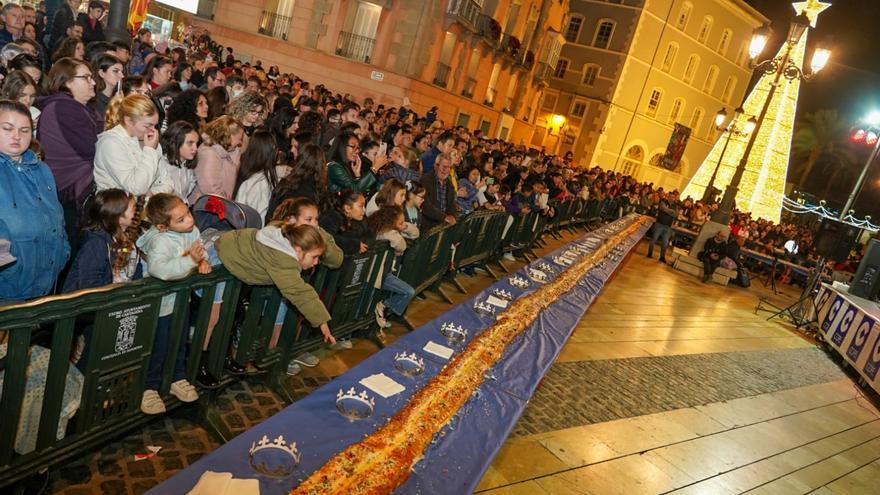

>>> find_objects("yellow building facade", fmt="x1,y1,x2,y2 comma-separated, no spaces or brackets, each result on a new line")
173,0,569,143
538,0,766,191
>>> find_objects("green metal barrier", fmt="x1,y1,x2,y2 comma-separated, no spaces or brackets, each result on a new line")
0,204,600,488
0,270,240,488
450,210,507,285
398,223,459,303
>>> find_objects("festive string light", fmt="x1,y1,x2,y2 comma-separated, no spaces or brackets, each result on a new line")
683,1,829,223
781,196,879,231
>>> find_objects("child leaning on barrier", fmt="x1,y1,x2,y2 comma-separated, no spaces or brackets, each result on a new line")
136,193,209,415
267,197,344,375
215,216,340,350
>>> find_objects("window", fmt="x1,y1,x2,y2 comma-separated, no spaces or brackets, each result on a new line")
455,112,471,128
668,98,685,125
661,43,678,72
564,15,583,42
621,145,644,176
542,93,558,111
697,16,713,44
553,59,569,78
582,64,600,86
646,88,663,117
717,29,732,56
683,54,699,84
690,107,704,134
676,2,692,31
593,20,615,49
703,65,719,94
571,101,587,118
721,76,737,103
736,42,750,67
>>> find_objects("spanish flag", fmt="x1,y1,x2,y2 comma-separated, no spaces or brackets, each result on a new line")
128,0,151,33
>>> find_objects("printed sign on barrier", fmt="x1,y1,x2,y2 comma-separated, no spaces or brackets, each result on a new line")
821,295,846,335
847,315,874,363
830,304,858,346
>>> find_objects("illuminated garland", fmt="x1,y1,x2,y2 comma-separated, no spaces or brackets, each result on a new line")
289,217,650,495
781,196,879,231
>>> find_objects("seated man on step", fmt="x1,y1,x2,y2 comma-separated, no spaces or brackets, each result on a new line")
698,229,728,283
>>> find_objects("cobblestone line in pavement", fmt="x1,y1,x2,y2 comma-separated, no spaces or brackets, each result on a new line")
510,347,846,437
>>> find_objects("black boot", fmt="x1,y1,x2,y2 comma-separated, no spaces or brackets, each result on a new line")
196,365,221,389
223,357,247,375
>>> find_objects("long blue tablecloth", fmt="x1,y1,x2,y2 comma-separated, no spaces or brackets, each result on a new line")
150,214,652,494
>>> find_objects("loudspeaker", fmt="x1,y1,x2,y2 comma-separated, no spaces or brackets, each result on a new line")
814,218,860,263
850,239,880,300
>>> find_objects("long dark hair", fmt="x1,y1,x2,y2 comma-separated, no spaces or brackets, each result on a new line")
327,130,358,172
332,189,364,232
166,88,205,129
234,128,279,198
82,188,138,273
272,143,331,211
161,120,199,169
268,106,297,162
205,86,228,121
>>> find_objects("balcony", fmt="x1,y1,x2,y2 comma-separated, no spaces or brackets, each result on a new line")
498,33,521,59
336,31,376,64
461,77,477,98
534,62,552,82
433,62,451,88
258,11,291,41
477,14,502,47
446,0,482,31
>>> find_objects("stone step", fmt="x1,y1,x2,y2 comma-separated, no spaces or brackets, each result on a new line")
673,256,734,286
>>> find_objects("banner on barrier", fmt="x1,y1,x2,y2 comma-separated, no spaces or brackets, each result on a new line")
816,284,880,389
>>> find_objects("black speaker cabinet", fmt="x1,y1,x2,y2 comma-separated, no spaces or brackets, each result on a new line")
814,218,861,263
850,239,880,300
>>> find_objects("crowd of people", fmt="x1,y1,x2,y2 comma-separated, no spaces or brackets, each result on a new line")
0,2,860,418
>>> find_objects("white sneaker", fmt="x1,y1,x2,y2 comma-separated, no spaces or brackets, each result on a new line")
170,380,199,403
286,362,303,375
141,390,166,415
375,301,388,328
502,253,516,261
293,352,319,367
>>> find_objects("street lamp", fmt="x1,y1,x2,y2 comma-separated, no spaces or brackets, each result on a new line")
702,107,757,204
711,11,830,224
840,114,880,220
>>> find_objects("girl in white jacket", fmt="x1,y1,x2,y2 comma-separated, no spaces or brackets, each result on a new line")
136,193,210,415
93,94,174,196
159,121,200,203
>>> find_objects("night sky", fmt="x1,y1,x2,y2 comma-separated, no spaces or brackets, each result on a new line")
743,0,880,215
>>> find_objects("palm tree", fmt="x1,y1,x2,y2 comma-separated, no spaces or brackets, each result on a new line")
790,109,855,191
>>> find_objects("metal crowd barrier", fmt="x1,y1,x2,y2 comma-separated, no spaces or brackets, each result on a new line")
0,198,604,487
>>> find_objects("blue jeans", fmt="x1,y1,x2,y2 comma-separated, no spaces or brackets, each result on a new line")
145,314,189,390
382,274,415,316
647,224,673,260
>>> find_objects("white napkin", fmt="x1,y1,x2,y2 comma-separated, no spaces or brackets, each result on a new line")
188,471,260,495
486,295,508,308
424,341,454,360
360,373,405,398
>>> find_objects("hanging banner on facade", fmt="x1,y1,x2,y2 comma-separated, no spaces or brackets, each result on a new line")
660,123,691,171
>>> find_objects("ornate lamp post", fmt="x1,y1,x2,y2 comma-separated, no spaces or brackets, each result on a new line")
710,12,831,224
702,107,757,204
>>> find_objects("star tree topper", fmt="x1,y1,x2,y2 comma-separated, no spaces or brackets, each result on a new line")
792,0,831,27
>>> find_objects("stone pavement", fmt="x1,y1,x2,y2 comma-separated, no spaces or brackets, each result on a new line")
510,347,846,437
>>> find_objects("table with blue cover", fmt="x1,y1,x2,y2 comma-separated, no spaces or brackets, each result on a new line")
150,214,652,494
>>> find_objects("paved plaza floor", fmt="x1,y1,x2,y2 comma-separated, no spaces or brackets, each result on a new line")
31,231,877,495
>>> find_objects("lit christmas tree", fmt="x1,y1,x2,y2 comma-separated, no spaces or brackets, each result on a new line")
683,0,831,222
